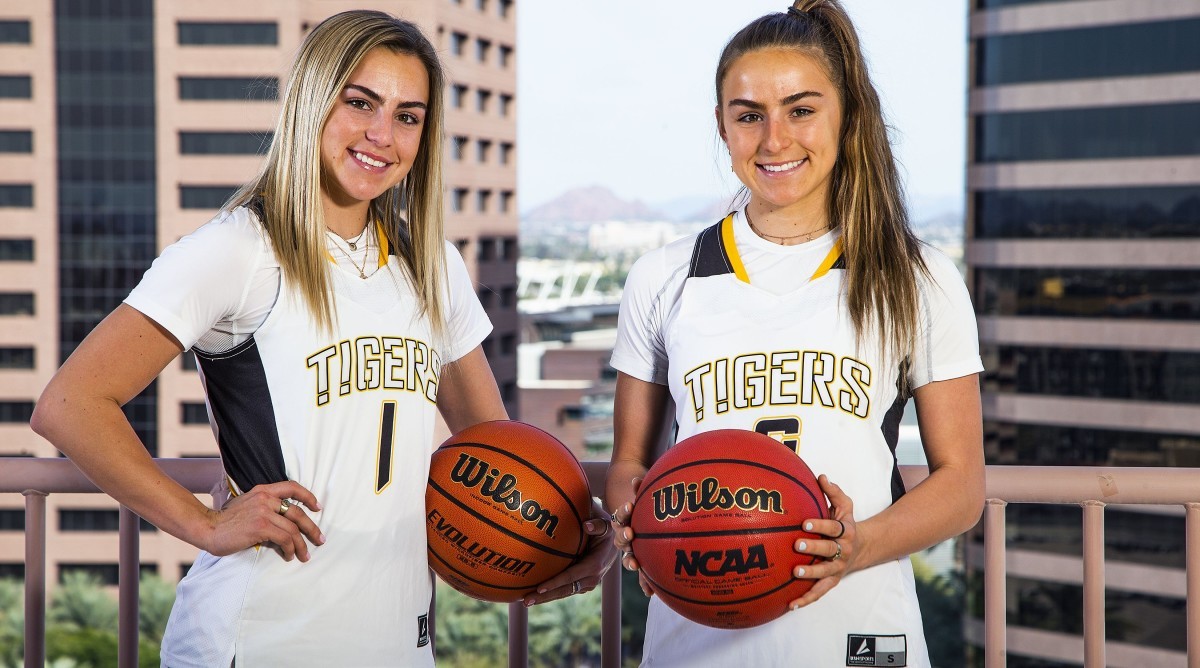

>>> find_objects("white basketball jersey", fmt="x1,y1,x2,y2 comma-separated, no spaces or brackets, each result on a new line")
613,212,983,667
159,229,457,667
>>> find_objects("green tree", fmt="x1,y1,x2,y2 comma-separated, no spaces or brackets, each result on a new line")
912,553,965,668
432,582,508,668
619,568,649,667
138,573,174,645
0,578,23,668
528,589,601,668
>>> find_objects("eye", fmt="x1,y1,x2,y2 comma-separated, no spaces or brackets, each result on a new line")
736,112,762,124
347,98,371,111
791,107,814,117
396,111,422,125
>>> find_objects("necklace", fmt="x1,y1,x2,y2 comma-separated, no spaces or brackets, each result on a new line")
341,226,368,251
746,211,830,246
329,226,373,279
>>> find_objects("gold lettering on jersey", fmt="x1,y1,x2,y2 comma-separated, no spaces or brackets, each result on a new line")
686,350,873,421
307,336,441,406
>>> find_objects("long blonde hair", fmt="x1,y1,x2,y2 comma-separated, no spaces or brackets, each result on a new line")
716,0,926,367
228,10,448,339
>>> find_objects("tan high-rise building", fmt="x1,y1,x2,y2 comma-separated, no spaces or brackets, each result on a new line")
0,0,517,585
965,1,1199,665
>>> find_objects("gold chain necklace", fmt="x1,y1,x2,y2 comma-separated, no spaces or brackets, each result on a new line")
746,211,829,245
329,227,372,279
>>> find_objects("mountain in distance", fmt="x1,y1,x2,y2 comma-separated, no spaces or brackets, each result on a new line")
522,186,666,224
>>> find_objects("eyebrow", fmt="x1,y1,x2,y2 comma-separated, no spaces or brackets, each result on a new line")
344,83,427,110
728,90,823,110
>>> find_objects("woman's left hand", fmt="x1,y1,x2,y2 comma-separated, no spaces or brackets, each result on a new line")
522,498,619,606
788,474,857,610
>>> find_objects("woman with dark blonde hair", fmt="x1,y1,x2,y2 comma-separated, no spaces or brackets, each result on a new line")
606,1,983,665
33,10,612,666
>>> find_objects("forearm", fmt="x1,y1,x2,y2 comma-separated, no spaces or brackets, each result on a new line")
853,462,984,569
604,458,649,513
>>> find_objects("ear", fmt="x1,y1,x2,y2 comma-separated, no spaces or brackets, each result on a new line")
715,105,727,144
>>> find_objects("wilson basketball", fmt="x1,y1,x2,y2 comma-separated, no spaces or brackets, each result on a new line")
426,420,592,603
630,429,829,629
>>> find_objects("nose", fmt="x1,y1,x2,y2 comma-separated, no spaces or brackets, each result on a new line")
364,109,393,147
762,116,788,153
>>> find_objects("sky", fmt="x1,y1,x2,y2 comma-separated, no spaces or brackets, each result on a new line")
516,1,969,219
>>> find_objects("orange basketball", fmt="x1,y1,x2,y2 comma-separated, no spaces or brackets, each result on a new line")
630,429,829,629
426,420,592,603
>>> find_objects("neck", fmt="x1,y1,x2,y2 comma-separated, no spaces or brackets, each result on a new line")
745,198,830,246
322,199,371,241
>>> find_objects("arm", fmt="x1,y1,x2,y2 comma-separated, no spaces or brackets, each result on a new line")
789,373,984,607
31,305,323,560
436,345,508,431
605,372,671,592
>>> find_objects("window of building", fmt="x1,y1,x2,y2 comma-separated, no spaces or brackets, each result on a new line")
501,236,518,261
0,564,23,580
0,239,33,261
178,76,278,101
0,184,32,207
454,238,470,255
477,288,494,309
476,139,491,163
0,20,31,43
480,336,495,357
976,102,1200,163
982,345,1200,404
976,18,1200,86
476,38,491,63
476,88,492,113
0,75,31,99
500,142,514,165
181,401,209,425
451,31,467,56
499,0,513,19
499,93,513,117
985,420,1200,475
975,267,1200,320
451,84,468,109
0,509,23,531
977,0,1089,7
180,185,237,209
499,45,513,68
477,237,495,261
500,286,516,307
0,347,34,369
60,509,119,532
477,189,492,214
0,401,34,423
501,381,517,402
179,131,272,155
0,292,33,316
975,186,1200,239
499,333,515,355
477,0,488,11
452,188,469,212
499,190,514,214
177,21,278,46
452,135,468,160
0,130,32,153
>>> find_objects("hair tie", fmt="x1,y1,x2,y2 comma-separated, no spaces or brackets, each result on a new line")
787,6,805,17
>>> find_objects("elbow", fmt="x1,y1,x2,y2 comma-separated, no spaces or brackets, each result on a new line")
29,389,58,441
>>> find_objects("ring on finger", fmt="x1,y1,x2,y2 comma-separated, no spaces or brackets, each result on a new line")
277,498,292,516
831,541,843,561
831,519,846,539
609,511,621,525
571,580,581,595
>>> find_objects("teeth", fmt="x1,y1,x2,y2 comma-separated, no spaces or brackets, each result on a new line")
762,159,804,173
354,151,387,168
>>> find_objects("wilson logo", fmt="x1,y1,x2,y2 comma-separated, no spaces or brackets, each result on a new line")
652,476,783,521
449,453,559,538
675,544,769,576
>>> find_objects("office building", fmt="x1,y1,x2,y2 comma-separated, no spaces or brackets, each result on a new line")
966,1,1199,665
0,0,517,584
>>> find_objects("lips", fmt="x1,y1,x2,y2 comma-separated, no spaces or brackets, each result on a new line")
758,158,806,174
350,149,391,170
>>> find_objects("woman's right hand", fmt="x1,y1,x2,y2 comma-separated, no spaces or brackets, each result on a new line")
203,481,325,562
610,479,655,597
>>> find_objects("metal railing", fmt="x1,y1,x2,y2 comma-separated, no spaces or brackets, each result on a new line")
3,458,1199,668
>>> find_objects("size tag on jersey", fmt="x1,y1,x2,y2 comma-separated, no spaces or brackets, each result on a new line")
846,634,906,666
417,614,430,648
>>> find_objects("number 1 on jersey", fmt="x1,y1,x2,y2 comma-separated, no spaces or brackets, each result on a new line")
376,401,397,493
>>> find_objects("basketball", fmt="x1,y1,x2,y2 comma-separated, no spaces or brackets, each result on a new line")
425,420,592,603
629,429,829,629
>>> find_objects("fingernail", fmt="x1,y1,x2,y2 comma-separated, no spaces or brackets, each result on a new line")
790,602,801,611
622,503,631,513
585,520,599,532
524,598,535,607
805,522,814,531
537,587,547,594
795,567,805,577
319,533,327,544
797,541,807,551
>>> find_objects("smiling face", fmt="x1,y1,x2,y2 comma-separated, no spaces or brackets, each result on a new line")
718,47,842,223
320,47,429,228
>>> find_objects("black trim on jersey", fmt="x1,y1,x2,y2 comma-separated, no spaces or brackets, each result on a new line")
687,221,735,278
194,337,288,493
880,368,910,504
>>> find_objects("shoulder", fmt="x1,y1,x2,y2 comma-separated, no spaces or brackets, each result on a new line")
174,206,274,264
916,243,966,292
626,231,702,290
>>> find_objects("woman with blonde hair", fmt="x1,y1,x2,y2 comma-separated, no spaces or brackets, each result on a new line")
606,1,984,665
33,10,612,666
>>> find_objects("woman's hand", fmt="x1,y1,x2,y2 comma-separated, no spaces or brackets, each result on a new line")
788,475,857,609
609,479,655,597
523,498,619,606
203,481,325,562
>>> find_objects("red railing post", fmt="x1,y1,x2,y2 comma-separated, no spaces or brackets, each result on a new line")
1187,502,1199,668
984,498,1006,668
118,506,140,668
1081,500,1106,668
22,490,47,668
601,555,622,668
508,601,528,667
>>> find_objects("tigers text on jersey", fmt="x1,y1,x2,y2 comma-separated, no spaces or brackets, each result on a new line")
126,207,491,667
611,210,983,667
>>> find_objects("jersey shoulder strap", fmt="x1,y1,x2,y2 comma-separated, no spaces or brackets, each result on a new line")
688,214,738,279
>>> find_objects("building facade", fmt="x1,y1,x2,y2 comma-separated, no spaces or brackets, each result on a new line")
965,1,1200,666
0,0,517,585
